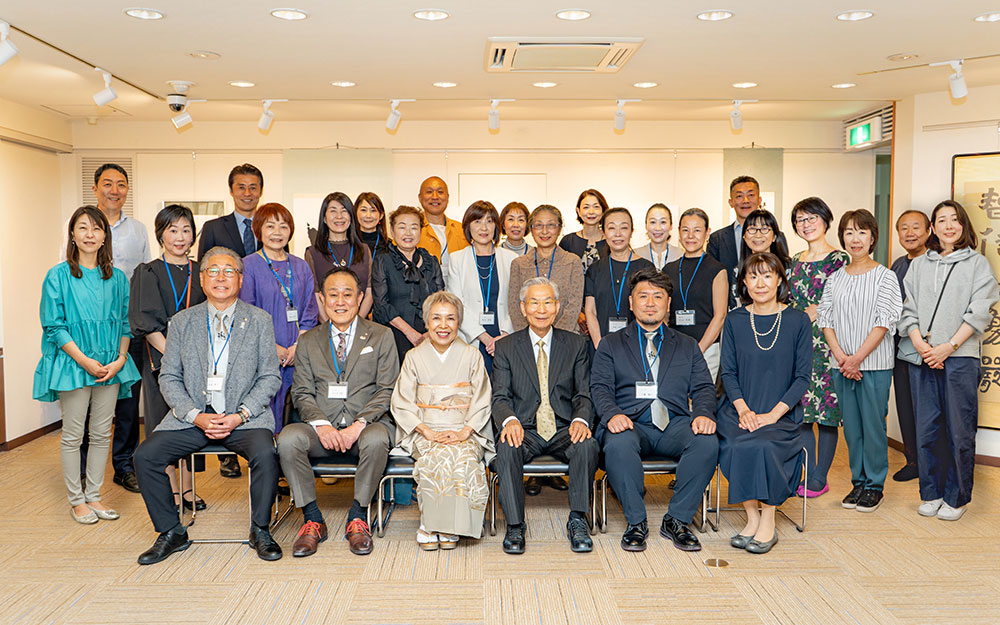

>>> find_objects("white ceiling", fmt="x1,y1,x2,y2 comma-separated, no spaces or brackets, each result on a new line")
1,0,998,123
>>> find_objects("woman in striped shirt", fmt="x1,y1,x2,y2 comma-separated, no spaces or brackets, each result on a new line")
817,209,902,513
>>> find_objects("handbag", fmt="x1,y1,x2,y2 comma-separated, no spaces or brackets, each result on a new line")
897,264,956,365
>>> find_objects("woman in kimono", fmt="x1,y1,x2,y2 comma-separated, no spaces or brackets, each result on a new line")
390,290,495,550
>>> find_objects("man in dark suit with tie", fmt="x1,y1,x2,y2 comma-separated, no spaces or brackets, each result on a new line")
706,175,761,308
591,268,718,552
492,277,599,554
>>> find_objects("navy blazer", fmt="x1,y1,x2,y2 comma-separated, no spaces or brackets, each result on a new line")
197,212,259,261
706,223,739,277
590,322,716,434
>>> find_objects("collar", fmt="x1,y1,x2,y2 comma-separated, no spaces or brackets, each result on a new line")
104,211,126,228
433,342,454,363
528,326,553,349
208,300,238,318
330,316,358,339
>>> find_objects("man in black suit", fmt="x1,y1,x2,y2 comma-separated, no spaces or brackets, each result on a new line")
706,175,761,308
492,276,598,554
196,163,264,478
591,268,718,553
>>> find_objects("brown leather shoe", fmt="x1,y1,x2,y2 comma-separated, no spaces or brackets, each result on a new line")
292,521,328,557
346,518,373,555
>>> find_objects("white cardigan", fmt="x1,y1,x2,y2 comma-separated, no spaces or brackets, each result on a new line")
446,245,517,348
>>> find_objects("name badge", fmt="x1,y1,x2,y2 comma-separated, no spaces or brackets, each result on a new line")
328,383,348,399
636,381,657,399
676,309,696,326
608,317,628,333
207,375,224,392
286,308,299,323
479,312,496,325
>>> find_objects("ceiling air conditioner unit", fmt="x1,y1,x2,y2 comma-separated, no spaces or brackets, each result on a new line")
843,105,893,152
485,37,644,73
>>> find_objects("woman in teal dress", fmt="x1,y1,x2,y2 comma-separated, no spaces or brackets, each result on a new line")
786,197,849,497
33,206,140,524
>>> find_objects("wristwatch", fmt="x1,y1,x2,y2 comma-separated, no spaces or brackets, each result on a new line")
355,417,368,427
237,405,252,425
950,341,960,351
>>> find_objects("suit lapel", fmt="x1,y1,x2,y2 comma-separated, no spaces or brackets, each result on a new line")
655,328,678,385
225,300,251,371
517,329,541,395
342,319,371,380
626,324,649,379
195,303,211,379
546,330,564,396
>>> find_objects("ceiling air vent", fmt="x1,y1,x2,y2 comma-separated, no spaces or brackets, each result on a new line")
485,37,644,73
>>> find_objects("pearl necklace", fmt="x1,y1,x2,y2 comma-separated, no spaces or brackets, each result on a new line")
749,304,782,351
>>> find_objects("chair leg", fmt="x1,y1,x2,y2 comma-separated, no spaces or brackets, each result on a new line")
600,475,608,534
181,454,197,528
589,478,597,535
489,471,497,537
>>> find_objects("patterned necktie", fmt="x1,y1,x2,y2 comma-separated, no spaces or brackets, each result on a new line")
336,332,347,366
242,217,256,256
215,313,229,339
646,331,670,430
535,339,556,441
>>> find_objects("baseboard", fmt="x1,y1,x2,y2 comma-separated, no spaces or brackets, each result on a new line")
888,438,904,453
1,420,62,451
888,435,999,467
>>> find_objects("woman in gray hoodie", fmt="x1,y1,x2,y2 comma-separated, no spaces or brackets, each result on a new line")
898,200,998,521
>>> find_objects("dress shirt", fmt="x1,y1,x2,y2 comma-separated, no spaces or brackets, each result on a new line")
501,327,588,429
430,223,450,280
310,316,359,430
733,221,743,263
60,212,151,280
186,300,237,421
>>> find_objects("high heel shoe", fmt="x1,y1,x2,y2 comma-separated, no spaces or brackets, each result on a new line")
181,489,206,511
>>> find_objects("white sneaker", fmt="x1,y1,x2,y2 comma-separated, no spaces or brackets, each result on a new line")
917,499,944,517
936,503,967,521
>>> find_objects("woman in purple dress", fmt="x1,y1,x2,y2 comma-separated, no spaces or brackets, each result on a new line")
239,202,319,432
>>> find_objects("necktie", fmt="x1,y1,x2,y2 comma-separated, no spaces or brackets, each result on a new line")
242,217,256,256
336,332,347,366
535,339,556,441
646,331,670,430
215,313,229,339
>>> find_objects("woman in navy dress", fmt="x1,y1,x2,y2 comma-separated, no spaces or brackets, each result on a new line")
718,252,812,554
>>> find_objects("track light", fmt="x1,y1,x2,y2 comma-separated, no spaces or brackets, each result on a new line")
385,98,415,131
487,98,514,131
257,99,287,131
930,59,968,99
730,100,757,131
92,68,117,106
0,20,18,68
613,99,640,131
171,98,205,129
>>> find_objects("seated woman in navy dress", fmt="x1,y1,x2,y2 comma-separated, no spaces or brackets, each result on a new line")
717,252,812,554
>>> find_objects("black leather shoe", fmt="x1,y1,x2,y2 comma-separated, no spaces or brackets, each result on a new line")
621,521,648,552
503,523,526,554
892,464,919,482
138,527,191,565
219,456,242,478
524,477,542,496
181,489,207,511
545,476,569,491
113,471,141,493
249,525,283,561
659,515,701,551
566,516,592,553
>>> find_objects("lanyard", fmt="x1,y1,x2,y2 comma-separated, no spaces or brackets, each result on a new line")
477,248,495,311
327,241,354,267
328,322,347,380
373,232,381,255
534,247,556,279
259,250,294,307
677,254,705,310
206,311,235,375
610,251,633,316
161,256,191,314
637,325,664,382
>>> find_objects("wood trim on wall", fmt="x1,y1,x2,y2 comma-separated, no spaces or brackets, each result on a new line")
0,420,61,452
889,435,999,467
0,347,5,444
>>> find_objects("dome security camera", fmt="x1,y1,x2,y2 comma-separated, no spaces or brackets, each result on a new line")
167,94,187,112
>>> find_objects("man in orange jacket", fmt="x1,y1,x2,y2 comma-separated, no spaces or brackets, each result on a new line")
417,176,468,281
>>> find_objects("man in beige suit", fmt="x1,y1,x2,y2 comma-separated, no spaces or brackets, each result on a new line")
277,266,399,557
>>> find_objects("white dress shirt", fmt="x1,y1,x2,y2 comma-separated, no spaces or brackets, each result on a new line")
310,317,359,430
502,327,588,429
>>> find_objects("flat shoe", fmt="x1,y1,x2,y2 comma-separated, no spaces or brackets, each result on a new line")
71,508,98,525
417,528,439,551
438,534,459,550
86,504,120,520
745,533,778,554
730,534,752,549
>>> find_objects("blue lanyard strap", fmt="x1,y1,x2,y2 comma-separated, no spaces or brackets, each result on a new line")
328,322,346,380
259,250,294,307
678,254,705,309
161,256,191,314
206,311,235,375
637,325,664,382
610,251,633,316
327,241,354,267
373,232,381,255
477,249,495,312
534,247,556,279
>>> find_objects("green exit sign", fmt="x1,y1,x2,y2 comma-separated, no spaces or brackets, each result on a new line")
849,123,871,146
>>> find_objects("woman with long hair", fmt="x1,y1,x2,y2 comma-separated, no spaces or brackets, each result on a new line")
305,192,373,319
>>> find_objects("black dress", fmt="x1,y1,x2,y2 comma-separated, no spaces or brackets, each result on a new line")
663,254,727,343
717,306,812,505
583,252,655,337
559,232,608,270
371,245,445,363
360,229,389,261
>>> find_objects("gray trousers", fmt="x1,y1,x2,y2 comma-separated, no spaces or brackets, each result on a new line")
276,421,393,508
60,385,119,506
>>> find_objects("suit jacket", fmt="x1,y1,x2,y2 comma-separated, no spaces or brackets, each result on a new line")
491,327,595,432
197,212,260,260
590,322,715,433
290,318,399,427
157,299,281,432
706,223,739,277
446,246,517,348
418,217,469,261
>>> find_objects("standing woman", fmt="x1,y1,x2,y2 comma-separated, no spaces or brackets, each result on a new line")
499,201,533,255
635,203,683,269
717,252,812,554
355,191,390,259
559,189,609,270
447,200,517,373
818,210,902,512
583,207,655,349
898,200,998,521
130,205,207,510
34,206,141,524
663,208,729,380
305,192,373,319
372,205,445,364
786,197,849,498
240,203,319,433
508,205,585,334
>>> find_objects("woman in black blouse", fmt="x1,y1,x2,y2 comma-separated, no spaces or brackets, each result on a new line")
129,204,207,511
355,191,390,259
559,188,609,270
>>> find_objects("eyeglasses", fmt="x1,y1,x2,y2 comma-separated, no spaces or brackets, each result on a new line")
531,222,560,232
745,226,772,236
795,214,819,226
524,298,558,309
203,266,240,278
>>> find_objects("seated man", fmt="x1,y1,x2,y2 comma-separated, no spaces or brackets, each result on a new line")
277,267,399,557
492,277,599,554
591,268,718,553
134,246,283,565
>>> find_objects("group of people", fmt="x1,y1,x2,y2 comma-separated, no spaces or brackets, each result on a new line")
32,163,998,566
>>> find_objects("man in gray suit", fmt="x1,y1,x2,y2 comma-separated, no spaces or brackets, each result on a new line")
134,247,283,565
277,266,399,557
492,277,598,554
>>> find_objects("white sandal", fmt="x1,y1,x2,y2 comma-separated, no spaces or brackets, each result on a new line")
438,533,459,550
416,527,439,551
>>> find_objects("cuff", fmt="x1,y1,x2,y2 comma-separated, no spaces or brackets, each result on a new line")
571,418,589,427
183,408,199,424
501,416,519,428
310,419,333,430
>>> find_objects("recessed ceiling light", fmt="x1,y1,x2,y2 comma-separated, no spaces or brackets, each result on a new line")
974,11,1000,22
229,80,255,88
831,82,857,89
836,10,874,21
433,81,457,88
732,82,757,89
533,82,558,88
270,8,308,20
413,9,449,21
188,50,220,60
124,8,164,20
697,10,733,21
887,52,919,62
633,81,658,89
556,9,591,20
331,81,356,88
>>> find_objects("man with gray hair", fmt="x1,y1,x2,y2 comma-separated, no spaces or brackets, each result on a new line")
491,277,598,554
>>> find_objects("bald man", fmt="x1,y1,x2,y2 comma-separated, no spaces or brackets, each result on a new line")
416,176,468,281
